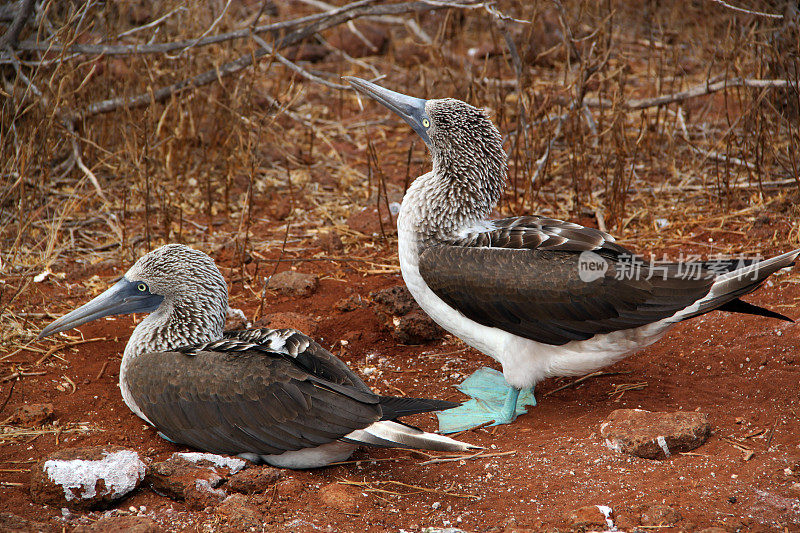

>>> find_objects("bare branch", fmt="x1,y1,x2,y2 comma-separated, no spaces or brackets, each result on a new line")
116,5,188,39
59,0,462,120
584,78,795,110
674,107,755,170
315,33,381,77
9,0,463,58
530,0,608,186
63,120,107,202
9,0,372,56
708,0,783,19
0,0,35,49
165,0,233,58
5,48,43,103
250,32,349,90
530,102,572,186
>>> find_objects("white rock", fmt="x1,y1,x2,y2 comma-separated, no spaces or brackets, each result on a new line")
44,450,146,502
175,452,247,474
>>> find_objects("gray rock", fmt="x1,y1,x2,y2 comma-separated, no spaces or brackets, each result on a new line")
335,294,364,312
600,409,711,460
370,285,418,316
4,403,54,426
267,270,319,297
146,452,245,509
214,494,265,531
184,479,227,511
30,446,146,510
370,285,444,344
639,503,682,526
392,311,445,344
227,465,283,494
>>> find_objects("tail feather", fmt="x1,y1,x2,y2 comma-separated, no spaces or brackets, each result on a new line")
676,248,799,321
716,298,793,322
713,248,798,286
343,420,479,452
378,396,459,420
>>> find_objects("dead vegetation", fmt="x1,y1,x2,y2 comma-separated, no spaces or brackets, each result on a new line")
2,0,799,416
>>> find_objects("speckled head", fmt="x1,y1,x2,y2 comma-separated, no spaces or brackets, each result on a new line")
125,244,227,305
346,77,508,239
345,77,505,161
422,98,506,188
423,98,503,156
39,244,228,356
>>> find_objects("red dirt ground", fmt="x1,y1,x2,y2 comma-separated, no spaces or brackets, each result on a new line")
2,240,799,532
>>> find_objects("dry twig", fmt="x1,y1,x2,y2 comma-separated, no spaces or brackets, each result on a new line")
419,450,515,465
543,370,630,397
585,78,795,111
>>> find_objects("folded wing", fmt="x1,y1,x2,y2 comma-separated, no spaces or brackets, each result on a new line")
126,341,383,456
420,216,720,346
126,328,469,456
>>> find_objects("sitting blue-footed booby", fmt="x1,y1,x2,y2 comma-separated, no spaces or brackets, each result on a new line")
345,76,800,433
38,244,476,468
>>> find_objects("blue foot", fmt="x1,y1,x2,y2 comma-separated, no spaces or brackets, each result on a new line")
157,431,176,443
436,367,536,434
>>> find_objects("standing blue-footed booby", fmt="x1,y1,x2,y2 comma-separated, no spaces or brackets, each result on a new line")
345,76,800,433
38,244,476,468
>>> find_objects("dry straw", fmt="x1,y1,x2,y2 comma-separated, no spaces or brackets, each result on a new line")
1,0,798,389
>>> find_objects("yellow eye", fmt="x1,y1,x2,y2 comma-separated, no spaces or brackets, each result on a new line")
422,118,430,128
137,283,147,292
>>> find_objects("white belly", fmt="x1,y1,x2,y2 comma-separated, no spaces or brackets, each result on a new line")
397,226,673,389
254,441,356,469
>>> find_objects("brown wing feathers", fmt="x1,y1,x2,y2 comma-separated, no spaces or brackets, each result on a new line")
127,349,383,455
420,218,720,345
421,217,795,346
126,328,459,457
454,216,628,254
218,328,374,394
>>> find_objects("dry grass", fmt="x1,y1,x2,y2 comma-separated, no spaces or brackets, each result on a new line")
1,0,799,356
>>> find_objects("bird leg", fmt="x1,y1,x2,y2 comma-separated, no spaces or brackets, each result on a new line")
495,386,522,425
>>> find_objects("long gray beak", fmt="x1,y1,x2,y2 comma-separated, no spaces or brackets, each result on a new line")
38,278,164,339
344,76,431,145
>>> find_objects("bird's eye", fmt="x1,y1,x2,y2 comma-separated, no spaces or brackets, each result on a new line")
422,118,430,128
137,283,147,292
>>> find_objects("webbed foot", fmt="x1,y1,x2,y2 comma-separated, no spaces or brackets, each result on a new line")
436,367,536,434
